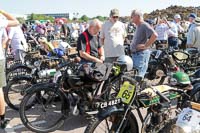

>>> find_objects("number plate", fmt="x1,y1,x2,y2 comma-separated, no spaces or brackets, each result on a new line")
176,108,200,131
117,81,135,104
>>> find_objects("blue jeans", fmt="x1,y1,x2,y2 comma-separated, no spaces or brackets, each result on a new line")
132,50,150,78
168,37,178,50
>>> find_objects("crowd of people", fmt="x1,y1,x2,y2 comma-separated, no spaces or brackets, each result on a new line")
0,7,200,129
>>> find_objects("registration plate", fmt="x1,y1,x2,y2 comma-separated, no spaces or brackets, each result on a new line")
117,81,135,104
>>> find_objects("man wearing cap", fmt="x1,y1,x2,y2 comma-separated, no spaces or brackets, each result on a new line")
187,17,200,48
168,14,184,49
100,8,127,62
188,13,197,31
0,9,19,128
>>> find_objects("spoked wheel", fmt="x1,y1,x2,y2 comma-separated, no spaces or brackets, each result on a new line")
19,86,66,133
100,78,121,100
85,112,138,133
4,77,32,110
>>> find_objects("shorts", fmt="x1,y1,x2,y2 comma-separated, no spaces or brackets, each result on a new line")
0,59,6,87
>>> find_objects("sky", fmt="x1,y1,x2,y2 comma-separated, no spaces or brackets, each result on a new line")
1,0,200,18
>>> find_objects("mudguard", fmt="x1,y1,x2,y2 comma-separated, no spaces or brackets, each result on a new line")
7,64,32,74
97,106,125,120
97,105,139,133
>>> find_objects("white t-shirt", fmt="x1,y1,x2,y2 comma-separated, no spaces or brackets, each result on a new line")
100,20,127,57
155,23,169,40
8,26,28,52
0,19,8,60
71,22,79,38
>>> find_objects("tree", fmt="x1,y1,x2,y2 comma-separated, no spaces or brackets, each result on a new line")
92,16,107,22
79,15,89,22
16,17,26,24
27,13,54,22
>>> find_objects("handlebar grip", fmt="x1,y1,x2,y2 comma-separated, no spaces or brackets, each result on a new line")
156,91,170,103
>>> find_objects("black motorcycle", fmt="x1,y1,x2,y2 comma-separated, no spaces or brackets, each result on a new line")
19,61,136,133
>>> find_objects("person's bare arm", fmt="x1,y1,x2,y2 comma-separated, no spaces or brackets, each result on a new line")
101,38,104,45
0,10,19,27
98,47,105,61
79,50,103,63
3,38,9,49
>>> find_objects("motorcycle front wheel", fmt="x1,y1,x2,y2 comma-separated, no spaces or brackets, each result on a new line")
85,112,138,133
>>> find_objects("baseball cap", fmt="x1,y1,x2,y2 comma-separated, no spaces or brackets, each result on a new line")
110,8,119,17
188,13,197,19
174,14,181,19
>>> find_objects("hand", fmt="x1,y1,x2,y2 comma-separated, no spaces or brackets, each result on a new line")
136,44,147,51
95,58,103,63
99,55,105,62
162,17,167,22
0,10,5,14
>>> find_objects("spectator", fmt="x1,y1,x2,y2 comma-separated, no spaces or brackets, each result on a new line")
0,9,19,129
7,26,28,63
59,20,67,39
187,17,200,48
100,8,127,62
188,13,197,31
126,21,136,44
77,19,104,64
130,9,157,77
79,22,86,34
154,17,171,49
35,20,46,35
70,18,80,41
168,14,184,49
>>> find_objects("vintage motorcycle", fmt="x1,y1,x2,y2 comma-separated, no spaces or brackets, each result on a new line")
85,71,200,133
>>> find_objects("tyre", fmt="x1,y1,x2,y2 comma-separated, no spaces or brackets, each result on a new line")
4,77,32,110
19,84,65,133
190,83,200,103
85,112,138,133
6,65,32,83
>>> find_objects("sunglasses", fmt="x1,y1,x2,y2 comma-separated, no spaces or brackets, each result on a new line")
112,16,119,19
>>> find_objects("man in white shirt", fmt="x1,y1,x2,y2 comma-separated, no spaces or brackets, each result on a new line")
70,18,79,40
0,10,19,129
7,26,28,63
100,8,127,62
187,17,200,48
155,17,171,49
168,14,184,49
